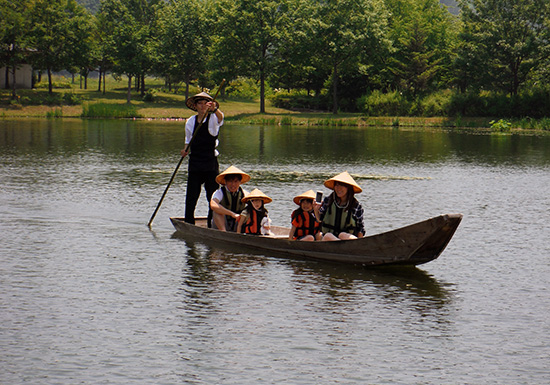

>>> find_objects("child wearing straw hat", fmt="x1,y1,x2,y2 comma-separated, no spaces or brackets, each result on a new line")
289,190,322,241
210,165,250,232
237,188,274,236
313,171,365,241
181,92,224,226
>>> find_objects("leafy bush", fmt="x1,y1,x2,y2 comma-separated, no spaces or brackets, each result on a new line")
62,92,82,105
358,90,410,116
226,77,260,100
270,89,330,111
416,90,452,117
142,89,156,102
489,119,511,132
46,108,63,118
448,89,550,119
35,77,73,89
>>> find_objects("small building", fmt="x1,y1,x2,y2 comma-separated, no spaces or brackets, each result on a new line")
1,64,34,89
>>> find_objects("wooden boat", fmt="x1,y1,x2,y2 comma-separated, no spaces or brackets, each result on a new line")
170,213,462,266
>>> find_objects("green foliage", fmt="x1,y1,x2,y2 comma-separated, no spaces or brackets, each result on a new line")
414,90,452,117
62,92,82,105
448,89,550,119
35,80,73,89
457,0,550,95
46,108,63,118
489,119,511,132
225,78,260,101
28,0,94,94
516,117,550,131
358,90,410,116
269,91,330,111
81,103,142,118
142,89,156,102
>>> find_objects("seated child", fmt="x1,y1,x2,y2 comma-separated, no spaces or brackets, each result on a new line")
289,190,322,241
236,188,274,236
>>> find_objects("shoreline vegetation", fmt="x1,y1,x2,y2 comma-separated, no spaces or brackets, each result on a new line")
2,76,549,134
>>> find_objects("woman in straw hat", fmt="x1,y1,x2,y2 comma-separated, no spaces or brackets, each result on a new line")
289,190,322,241
237,188,274,235
181,92,224,225
313,171,365,241
210,165,250,231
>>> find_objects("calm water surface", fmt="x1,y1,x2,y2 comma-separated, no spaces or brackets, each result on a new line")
1,119,549,384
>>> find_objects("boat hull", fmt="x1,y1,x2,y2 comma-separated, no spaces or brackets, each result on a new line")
170,214,463,266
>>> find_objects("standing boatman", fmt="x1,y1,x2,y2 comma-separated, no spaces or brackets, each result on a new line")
181,91,225,225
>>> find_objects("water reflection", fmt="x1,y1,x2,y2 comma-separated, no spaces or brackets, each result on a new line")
173,234,452,307
2,119,550,167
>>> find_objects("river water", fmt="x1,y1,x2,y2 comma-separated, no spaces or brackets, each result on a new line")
1,118,549,384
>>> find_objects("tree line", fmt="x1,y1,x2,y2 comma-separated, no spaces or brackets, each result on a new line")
1,0,550,116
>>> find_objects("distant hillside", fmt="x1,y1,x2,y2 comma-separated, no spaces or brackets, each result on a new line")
76,0,460,16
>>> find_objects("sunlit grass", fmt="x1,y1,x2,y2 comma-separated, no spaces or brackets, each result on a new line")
1,74,549,132
82,103,142,118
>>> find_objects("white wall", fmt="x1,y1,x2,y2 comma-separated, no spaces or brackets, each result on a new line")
0,64,33,89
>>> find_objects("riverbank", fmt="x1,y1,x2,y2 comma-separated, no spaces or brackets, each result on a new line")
0,87,494,130
1,76,548,133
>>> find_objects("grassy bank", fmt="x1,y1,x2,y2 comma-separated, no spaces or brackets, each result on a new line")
1,74,548,133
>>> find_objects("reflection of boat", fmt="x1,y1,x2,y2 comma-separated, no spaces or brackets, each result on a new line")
170,213,462,266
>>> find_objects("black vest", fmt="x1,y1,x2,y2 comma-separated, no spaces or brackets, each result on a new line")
189,114,218,172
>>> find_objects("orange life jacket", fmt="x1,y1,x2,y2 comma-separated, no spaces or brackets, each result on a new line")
242,208,266,235
291,208,321,239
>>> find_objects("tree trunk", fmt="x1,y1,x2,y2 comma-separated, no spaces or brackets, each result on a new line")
98,68,102,92
11,66,17,100
141,74,145,97
260,67,265,113
185,75,190,100
48,67,53,95
332,60,338,114
4,66,10,89
127,75,132,103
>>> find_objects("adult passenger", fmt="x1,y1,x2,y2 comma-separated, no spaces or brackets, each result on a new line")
314,171,365,241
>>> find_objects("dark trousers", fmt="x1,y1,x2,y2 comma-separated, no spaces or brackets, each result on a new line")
185,169,219,226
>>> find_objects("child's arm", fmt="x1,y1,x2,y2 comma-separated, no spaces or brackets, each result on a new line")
236,212,247,233
289,225,297,239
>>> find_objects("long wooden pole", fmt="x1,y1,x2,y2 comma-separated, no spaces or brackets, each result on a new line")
147,79,225,227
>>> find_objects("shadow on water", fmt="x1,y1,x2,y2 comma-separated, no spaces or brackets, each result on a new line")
171,231,452,306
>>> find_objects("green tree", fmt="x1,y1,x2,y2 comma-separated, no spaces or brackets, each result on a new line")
268,0,327,96
212,0,294,113
28,0,92,94
93,9,114,93
458,0,550,95
156,0,208,98
99,0,160,102
0,0,31,99
312,0,390,114
386,0,457,97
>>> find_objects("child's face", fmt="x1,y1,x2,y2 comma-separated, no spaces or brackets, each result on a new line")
225,177,241,193
251,199,263,210
300,199,313,211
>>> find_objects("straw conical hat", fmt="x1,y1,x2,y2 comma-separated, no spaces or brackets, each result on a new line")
185,91,220,111
324,171,362,193
242,188,272,204
293,189,316,205
215,165,251,185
